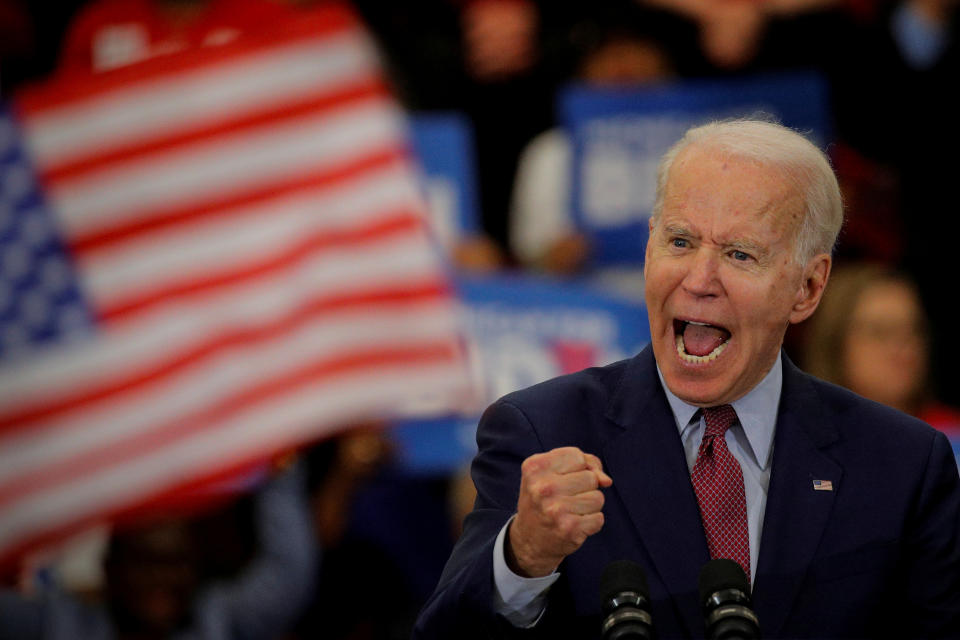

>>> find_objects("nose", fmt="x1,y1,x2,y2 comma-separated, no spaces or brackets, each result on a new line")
681,249,721,298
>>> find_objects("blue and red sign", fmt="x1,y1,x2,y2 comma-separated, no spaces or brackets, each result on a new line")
390,273,650,474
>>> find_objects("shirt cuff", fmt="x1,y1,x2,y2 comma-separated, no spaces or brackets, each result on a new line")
492,515,560,628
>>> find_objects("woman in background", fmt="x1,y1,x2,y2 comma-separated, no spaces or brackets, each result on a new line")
804,263,960,433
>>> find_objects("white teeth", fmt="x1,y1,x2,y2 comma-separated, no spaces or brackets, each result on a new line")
675,332,728,363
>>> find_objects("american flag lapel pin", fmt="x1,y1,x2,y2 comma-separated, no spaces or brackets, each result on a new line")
812,479,833,491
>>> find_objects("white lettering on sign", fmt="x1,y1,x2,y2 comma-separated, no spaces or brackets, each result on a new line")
578,109,767,227
463,306,639,403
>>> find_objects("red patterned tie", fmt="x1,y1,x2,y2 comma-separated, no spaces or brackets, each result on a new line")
691,405,751,582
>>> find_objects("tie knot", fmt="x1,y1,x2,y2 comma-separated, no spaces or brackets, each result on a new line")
703,404,737,438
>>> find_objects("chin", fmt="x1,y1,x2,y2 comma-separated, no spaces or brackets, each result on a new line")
661,358,738,407
669,382,732,407
660,363,730,406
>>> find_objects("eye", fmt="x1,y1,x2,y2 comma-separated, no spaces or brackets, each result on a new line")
731,250,751,261
671,238,689,249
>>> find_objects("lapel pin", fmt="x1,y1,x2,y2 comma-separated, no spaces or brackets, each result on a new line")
812,479,833,491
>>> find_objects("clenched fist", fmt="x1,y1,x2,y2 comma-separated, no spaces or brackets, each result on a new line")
506,446,613,577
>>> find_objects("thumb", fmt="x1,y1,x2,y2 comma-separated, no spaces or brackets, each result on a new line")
585,453,613,487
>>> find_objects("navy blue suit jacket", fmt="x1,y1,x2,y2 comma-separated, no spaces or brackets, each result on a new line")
414,346,960,639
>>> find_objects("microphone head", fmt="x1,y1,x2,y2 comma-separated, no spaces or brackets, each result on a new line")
600,560,654,640
699,559,760,640
698,558,749,605
600,559,650,606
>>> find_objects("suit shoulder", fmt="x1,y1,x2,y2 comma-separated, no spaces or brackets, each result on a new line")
486,358,633,439
497,358,631,409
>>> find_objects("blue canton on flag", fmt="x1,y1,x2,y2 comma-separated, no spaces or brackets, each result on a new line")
0,105,92,362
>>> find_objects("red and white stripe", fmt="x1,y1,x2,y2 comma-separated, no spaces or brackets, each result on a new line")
1,6,468,563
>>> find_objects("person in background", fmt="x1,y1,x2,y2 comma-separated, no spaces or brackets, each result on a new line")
0,458,316,640
803,262,960,432
294,426,433,640
509,9,676,300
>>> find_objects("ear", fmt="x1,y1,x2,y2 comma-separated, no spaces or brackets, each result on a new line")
789,253,831,324
644,217,657,268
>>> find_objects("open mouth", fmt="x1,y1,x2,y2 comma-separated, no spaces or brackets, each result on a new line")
673,319,731,363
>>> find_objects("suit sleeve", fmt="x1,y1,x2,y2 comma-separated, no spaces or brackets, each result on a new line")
412,398,550,640
902,430,960,637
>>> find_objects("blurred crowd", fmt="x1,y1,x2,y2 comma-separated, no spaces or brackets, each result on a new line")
1,0,958,638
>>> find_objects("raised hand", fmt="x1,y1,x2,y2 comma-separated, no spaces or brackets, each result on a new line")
506,447,612,578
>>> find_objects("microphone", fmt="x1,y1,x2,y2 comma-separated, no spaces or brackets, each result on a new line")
600,559,654,640
698,559,760,640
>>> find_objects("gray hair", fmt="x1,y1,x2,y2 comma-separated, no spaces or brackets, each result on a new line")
651,118,843,264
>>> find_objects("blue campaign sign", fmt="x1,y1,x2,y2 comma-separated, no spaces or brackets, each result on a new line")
560,71,831,267
389,273,650,474
408,112,481,251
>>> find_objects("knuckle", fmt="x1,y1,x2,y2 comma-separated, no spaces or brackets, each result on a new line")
543,501,563,521
585,470,600,489
572,448,588,466
582,488,603,508
557,446,584,465
533,480,554,500
558,515,579,538
569,470,597,493
521,454,543,475
587,513,605,534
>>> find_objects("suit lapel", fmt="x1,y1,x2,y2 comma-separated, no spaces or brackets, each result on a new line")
601,347,709,636
752,356,842,637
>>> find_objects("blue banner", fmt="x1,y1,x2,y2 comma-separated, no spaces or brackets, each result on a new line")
560,71,831,267
390,273,650,474
409,113,481,251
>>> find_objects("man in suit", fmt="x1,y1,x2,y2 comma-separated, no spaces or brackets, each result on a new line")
413,119,960,639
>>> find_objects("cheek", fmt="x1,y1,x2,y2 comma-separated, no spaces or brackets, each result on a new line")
643,265,671,308
731,280,790,324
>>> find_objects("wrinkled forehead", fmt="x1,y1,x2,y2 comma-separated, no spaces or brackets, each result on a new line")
662,145,806,233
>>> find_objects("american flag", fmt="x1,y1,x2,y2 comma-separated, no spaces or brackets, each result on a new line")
812,479,833,491
0,6,468,565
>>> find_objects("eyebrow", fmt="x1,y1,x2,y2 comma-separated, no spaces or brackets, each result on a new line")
726,239,768,259
661,224,769,259
663,223,694,238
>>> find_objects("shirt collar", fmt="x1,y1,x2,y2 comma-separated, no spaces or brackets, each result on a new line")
656,353,782,470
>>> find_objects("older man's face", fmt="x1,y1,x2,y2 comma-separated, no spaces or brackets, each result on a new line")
644,146,830,407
